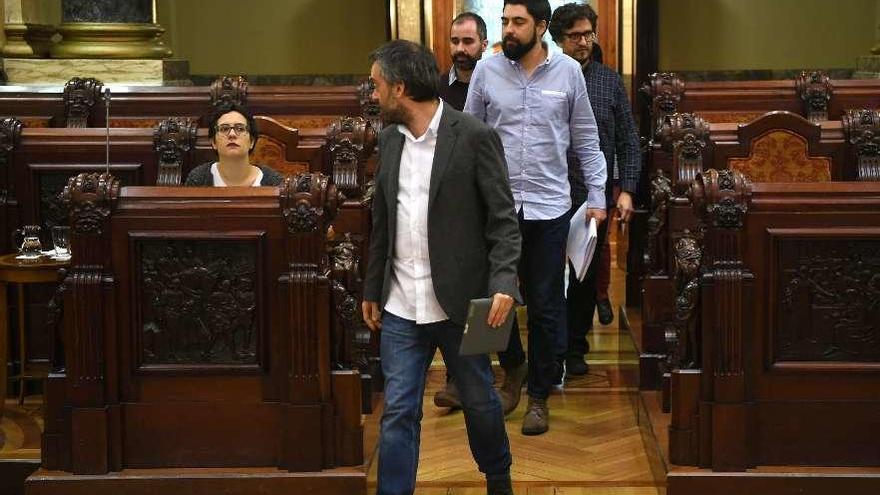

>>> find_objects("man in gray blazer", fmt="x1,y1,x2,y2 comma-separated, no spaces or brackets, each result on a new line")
361,40,521,495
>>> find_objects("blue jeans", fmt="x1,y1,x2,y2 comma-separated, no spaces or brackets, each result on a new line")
378,312,511,495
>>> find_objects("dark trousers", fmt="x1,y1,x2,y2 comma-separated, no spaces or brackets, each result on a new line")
566,212,610,358
505,209,570,399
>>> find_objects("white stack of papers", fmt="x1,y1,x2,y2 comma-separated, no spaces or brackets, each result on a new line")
566,201,598,282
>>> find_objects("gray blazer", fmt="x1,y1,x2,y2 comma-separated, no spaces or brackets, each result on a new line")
363,103,522,326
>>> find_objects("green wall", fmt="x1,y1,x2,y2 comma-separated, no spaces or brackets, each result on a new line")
156,0,387,76
659,0,877,71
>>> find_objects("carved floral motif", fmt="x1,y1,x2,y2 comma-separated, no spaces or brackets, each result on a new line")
63,77,103,128
280,173,337,234
690,169,750,229
645,169,672,274
640,72,685,138
60,173,120,235
667,231,703,369
795,71,832,123
659,113,709,194
0,117,23,166
210,75,248,109
729,130,832,183
153,117,197,186
842,109,880,181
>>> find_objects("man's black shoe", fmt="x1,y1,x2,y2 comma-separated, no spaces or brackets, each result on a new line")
597,299,614,325
552,359,565,386
487,476,514,495
565,356,589,376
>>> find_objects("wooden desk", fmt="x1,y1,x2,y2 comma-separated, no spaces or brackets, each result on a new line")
0,253,67,417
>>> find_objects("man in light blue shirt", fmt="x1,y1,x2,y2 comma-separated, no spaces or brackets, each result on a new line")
464,0,607,436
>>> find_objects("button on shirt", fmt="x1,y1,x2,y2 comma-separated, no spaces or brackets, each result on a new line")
384,102,449,324
464,49,607,220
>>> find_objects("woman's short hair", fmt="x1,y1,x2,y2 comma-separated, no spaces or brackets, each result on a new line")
207,103,260,152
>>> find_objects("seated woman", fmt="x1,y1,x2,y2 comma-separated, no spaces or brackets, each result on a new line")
185,104,283,186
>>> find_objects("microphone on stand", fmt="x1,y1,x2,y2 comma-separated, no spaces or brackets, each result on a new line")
104,87,111,175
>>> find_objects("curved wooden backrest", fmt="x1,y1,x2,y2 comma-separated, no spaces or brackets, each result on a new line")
714,111,846,182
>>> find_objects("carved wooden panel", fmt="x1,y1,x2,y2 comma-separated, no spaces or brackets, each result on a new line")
136,239,260,367
774,238,880,362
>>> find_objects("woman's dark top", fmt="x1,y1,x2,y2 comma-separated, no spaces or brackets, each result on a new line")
184,162,283,186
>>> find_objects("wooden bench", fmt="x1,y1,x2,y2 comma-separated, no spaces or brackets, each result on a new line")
33,178,367,494
667,169,880,474
637,110,880,391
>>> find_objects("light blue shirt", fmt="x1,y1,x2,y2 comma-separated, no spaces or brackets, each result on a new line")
464,48,607,219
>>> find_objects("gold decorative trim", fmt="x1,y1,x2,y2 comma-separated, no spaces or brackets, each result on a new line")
50,22,172,59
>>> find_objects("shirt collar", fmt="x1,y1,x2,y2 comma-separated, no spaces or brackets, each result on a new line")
397,100,443,142
448,65,458,85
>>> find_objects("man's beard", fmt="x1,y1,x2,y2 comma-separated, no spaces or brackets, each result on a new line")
502,30,538,61
379,100,409,125
572,47,591,64
452,53,479,72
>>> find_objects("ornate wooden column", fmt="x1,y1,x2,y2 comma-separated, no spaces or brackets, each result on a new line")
689,169,754,471
278,173,338,471
52,172,120,474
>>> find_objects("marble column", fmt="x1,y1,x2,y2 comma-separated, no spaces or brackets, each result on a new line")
51,0,171,58
2,0,57,58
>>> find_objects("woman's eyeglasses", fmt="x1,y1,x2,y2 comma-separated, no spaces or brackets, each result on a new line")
216,124,249,136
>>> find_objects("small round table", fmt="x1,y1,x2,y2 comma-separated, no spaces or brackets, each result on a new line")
0,253,68,418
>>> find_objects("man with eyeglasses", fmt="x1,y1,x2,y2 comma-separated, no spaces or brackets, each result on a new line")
549,3,642,376
464,0,607,436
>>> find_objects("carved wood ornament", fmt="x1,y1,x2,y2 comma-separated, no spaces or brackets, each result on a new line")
641,72,685,139
795,71,832,123
645,169,672,274
61,172,120,236
842,108,880,181
357,79,382,132
210,75,249,109
153,117,198,186
63,77,104,128
326,116,376,197
659,112,709,195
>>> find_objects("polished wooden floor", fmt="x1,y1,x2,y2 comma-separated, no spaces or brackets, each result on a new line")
365,222,667,494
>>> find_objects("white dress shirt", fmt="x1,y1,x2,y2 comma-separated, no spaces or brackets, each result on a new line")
384,102,449,324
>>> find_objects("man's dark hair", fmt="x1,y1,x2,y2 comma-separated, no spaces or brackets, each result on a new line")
549,2,598,43
369,40,439,102
503,0,552,25
208,103,259,152
452,12,487,41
